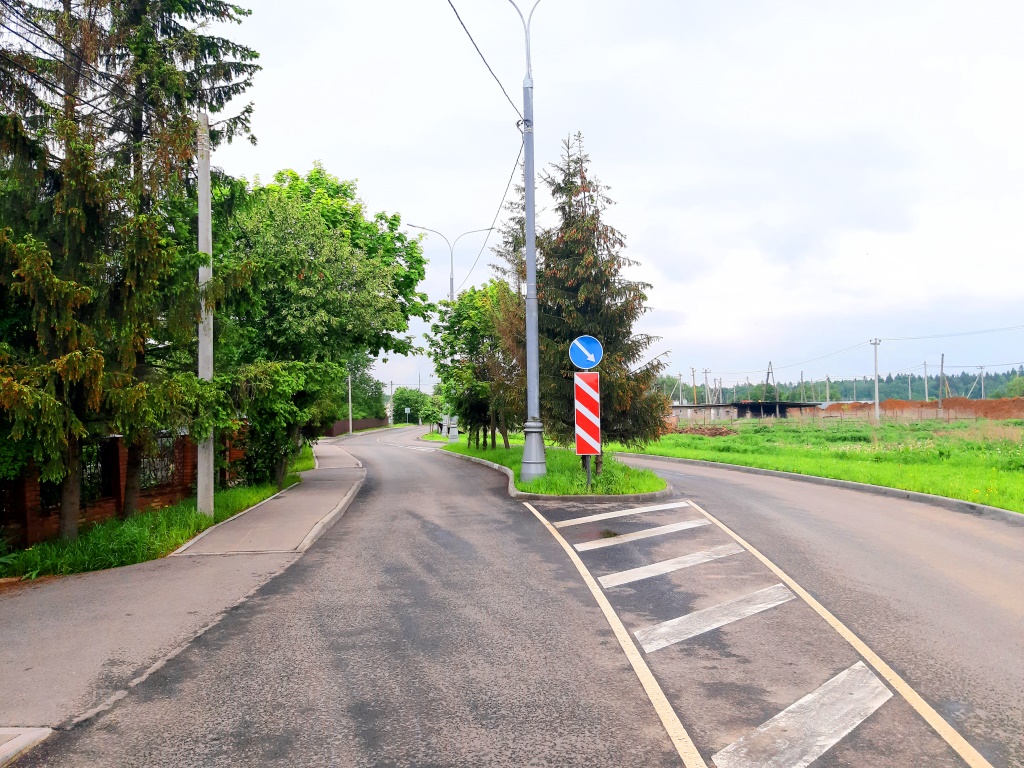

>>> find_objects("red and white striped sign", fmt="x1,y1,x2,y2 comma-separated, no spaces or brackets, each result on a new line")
574,372,601,456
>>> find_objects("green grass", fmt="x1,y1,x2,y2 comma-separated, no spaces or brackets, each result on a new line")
622,419,1024,514
421,431,451,442
442,442,666,495
0,475,298,580
290,444,315,472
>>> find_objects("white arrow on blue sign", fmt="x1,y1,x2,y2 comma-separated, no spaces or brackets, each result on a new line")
569,335,603,370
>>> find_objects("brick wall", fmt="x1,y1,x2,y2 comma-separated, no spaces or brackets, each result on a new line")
326,417,389,436
3,436,212,547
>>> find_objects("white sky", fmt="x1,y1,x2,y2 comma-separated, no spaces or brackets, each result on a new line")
212,0,1024,392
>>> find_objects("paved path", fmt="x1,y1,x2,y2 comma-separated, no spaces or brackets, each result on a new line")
6,429,1021,766
0,443,362,734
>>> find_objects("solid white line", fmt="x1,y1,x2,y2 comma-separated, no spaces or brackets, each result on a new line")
522,502,708,768
574,519,709,551
599,543,745,588
555,500,690,528
635,584,795,652
712,661,892,768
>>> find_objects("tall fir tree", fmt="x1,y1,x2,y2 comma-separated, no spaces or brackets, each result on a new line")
537,133,667,464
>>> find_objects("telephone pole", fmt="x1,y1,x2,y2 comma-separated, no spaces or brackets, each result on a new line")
825,375,830,404
871,339,881,420
677,371,683,404
691,368,698,407
980,366,986,399
923,363,928,401
196,113,214,517
800,371,805,402
703,369,711,404
938,354,945,411
347,373,353,435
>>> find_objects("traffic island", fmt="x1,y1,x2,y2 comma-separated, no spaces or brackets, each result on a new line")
436,443,672,502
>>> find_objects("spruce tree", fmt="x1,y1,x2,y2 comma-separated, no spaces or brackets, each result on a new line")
537,134,667,464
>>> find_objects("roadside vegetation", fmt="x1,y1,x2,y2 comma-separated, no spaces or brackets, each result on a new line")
623,419,1024,514
0,450,316,580
443,443,665,496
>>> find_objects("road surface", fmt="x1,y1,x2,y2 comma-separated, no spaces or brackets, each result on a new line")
13,427,1022,767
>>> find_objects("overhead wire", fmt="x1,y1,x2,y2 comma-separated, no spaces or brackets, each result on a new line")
882,323,1024,342
444,0,523,121
458,138,524,291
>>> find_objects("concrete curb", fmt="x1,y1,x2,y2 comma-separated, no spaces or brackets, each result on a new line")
438,449,674,503
329,425,408,442
617,453,1024,526
169,484,294,556
0,728,52,766
296,476,364,552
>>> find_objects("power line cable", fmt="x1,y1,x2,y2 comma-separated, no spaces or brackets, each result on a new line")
444,0,523,121
883,323,1024,342
459,139,524,290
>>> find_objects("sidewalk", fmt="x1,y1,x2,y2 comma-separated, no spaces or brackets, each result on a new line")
0,443,364,740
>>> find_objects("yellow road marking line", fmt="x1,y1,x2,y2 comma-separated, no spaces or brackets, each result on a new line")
686,499,993,768
523,502,707,768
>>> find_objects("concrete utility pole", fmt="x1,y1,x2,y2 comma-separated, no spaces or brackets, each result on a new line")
938,354,945,411
825,376,830,405
800,371,805,402
871,339,881,420
691,368,698,406
677,372,682,404
980,366,985,399
924,363,928,401
348,373,353,435
508,0,546,481
909,372,912,399
703,369,711,404
197,114,214,517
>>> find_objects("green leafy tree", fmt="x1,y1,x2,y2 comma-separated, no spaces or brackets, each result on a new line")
536,134,668,468
391,387,429,424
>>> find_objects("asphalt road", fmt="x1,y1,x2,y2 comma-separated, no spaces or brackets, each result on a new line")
14,427,1022,767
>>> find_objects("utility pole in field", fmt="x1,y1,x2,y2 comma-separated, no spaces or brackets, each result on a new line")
196,113,214,517
938,354,945,411
703,369,711,404
908,372,912,399
825,376,830,404
800,371,805,402
677,372,683,404
691,368,698,407
980,366,985,399
871,339,881,420
923,363,928,401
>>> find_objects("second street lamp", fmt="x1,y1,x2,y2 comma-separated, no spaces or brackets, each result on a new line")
407,224,495,441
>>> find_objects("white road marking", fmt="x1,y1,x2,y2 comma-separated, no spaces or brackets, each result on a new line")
635,584,795,652
554,501,690,528
0,727,52,764
522,502,709,768
574,519,709,551
375,438,435,452
712,661,892,768
599,543,745,588
686,499,994,768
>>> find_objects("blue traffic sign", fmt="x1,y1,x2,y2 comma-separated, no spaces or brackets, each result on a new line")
570,335,603,369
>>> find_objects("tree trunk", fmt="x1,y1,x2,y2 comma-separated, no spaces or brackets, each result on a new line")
121,442,143,519
490,409,497,449
274,453,288,491
595,453,604,476
60,435,81,540
499,412,510,449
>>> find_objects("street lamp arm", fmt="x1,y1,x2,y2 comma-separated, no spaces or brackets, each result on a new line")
451,226,496,250
406,223,453,254
506,0,543,79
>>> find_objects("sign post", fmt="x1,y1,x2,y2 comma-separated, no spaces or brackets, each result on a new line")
405,407,411,424
570,335,603,490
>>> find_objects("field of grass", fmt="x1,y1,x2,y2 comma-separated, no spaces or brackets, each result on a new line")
0,470,303,580
622,419,1024,514
443,443,666,496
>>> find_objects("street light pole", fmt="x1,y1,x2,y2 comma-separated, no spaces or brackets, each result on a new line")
196,113,214,517
871,339,882,421
508,0,546,482
407,224,495,443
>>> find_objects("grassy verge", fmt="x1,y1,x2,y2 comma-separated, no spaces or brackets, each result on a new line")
443,443,666,495
0,474,300,580
622,419,1024,514
421,431,450,442
291,443,316,472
